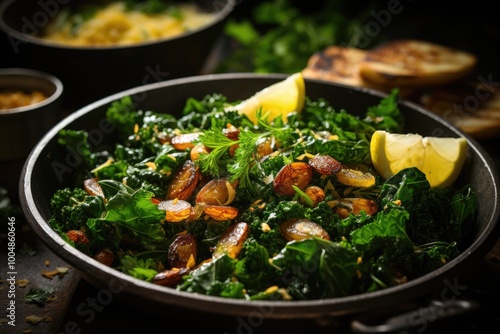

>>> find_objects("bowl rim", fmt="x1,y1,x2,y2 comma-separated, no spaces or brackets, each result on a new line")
19,72,500,317
0,0,236,51
0,67,63,114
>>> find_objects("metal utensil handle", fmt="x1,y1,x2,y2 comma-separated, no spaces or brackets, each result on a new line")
350,299,480,333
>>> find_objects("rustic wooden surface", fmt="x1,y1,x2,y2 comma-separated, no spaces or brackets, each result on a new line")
0,223,81,334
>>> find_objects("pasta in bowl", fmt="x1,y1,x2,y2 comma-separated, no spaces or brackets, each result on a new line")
40,1,218,47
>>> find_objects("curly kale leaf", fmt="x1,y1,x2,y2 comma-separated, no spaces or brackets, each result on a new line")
94,160,129,181
379,167,431,210
360,239,459,291
48,187,105,233
234,239,279,293
179,93,247,131
114,144,148,165
301,99,375,140
319,203,372,242
97,145,185,198
241,209,286,257
119,255,159,282
365,88,404,133
301,135,371,164
87,180,165,246
379,168,476,246
415,241,459,274
57,129,109,184
178,255,246,298
297,98,377,164
105,96,141,138
295,90,402,164
106,96,178,143
182,93,228,116
272,238,360,299
124,165,170,199
358,236,417,292
350,209,411,250
131,112,179,154
451,186,477,246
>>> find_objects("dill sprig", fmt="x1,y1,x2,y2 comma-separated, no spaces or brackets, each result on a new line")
227,130,265,189
196,129,235,177
197,110,296,189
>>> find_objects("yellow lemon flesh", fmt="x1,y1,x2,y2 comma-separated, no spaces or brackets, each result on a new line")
370,130,467,188
228,72,305,124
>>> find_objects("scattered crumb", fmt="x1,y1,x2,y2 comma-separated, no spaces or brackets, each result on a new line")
56,267,69,275
44,260,50,266
17,279,30,287
25,315,52,325
41,266,70,279
41,270,59,279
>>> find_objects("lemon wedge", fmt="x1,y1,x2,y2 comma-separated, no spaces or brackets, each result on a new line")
370,130,467,188
228,72,305,124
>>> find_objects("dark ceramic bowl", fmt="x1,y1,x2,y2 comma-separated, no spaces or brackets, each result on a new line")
0,0,235,109
0,67,63,196
0,67,63,160
19,73,500,322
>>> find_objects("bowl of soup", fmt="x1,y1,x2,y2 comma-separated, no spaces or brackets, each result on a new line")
0,0,235,108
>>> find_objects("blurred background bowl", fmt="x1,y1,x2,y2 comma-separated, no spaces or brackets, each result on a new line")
0,67,63,197
0,0,235,109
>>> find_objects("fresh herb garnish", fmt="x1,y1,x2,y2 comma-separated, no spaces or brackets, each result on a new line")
25,287,55,306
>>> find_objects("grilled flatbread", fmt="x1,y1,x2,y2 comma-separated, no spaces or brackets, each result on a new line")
420,80,500,139
359,39,477,88
302,46,368,87
302,40,500,139
302,45,416,97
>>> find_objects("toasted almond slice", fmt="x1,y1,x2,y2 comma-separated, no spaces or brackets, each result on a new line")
213,222,249,259
359,39,477,88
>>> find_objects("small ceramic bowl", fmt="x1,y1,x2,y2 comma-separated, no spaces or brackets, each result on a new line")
0,68,63,196
0,67,64,161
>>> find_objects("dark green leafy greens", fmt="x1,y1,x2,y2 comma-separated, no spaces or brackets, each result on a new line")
218,0,383,73
48,87,475,301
